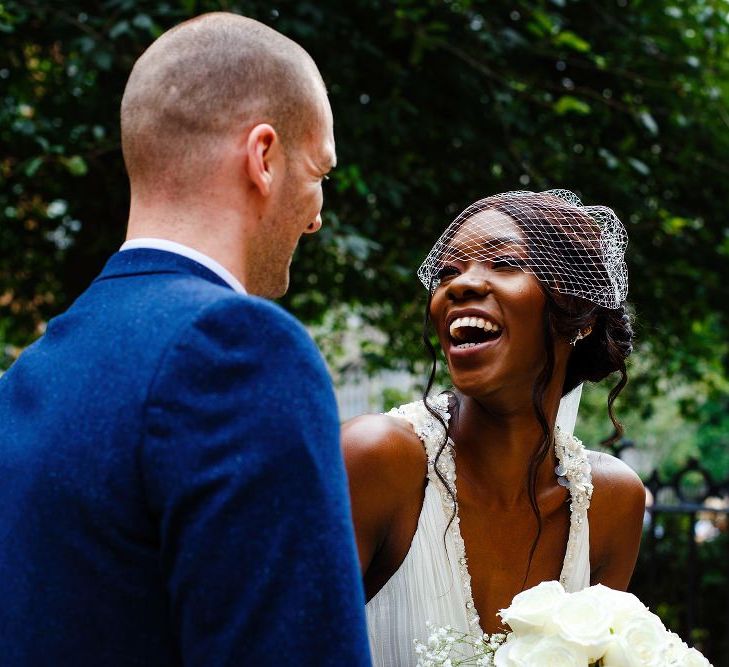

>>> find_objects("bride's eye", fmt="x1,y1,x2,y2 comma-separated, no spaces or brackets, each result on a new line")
435,264,460,280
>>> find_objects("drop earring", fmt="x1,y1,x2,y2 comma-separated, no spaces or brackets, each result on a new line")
570,326,592,346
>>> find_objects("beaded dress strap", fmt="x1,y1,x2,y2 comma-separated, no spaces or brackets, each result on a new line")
554,426,594,587
386,394,451,475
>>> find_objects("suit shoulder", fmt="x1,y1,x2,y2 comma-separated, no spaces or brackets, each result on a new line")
187,294,317,357
150,277,304,339
198,293,307,332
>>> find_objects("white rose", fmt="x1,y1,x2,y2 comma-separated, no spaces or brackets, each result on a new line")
494,633,542,667
551,589,613,661
525,635,588,666
587,584,649,630
655,636,712,667
601,637,641,667
660,631,689,664
682,647,713,667
495,634,587,667
605,613,669,667
498,580,566,634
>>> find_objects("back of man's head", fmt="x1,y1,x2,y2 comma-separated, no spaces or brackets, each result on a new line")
121,12,324,196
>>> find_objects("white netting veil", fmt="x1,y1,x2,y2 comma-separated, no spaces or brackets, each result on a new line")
417,189,628,309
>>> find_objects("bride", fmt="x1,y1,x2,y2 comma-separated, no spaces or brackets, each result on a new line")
343,190,646,665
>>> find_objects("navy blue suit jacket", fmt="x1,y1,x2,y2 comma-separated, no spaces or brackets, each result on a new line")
0,249,370,666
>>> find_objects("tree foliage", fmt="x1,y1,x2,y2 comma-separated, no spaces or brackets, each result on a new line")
2,0,728,463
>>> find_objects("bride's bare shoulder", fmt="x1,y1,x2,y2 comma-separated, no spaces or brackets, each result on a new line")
342,411,427,482
342,410,430,577
587,449,646,588
588,450,645,503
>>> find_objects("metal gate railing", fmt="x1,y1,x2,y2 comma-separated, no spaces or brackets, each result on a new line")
612,440,729,665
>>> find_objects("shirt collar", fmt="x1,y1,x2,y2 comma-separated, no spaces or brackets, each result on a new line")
120,238,246,295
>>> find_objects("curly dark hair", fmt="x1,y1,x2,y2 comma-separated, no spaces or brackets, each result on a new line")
421,193,634,585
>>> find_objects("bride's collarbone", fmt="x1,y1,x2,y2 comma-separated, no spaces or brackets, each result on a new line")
456,494,571,582
455,473,570,523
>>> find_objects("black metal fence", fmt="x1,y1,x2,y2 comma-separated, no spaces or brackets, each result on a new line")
613,441,729,666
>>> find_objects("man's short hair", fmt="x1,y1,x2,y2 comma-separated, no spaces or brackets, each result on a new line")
121,13,324,191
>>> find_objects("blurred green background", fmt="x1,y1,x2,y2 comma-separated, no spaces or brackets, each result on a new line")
2,0,728,659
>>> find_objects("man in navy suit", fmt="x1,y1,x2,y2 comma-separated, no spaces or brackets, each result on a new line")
0,13,370,666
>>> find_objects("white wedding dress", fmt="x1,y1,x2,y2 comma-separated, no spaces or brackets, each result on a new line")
365,394,594,667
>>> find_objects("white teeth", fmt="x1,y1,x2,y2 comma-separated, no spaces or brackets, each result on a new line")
449,316,502,338
455,343,478,349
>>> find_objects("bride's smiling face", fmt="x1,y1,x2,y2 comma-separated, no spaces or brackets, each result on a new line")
428,210,550,400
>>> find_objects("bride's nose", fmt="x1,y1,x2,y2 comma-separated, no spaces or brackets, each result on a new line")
447,264,492,301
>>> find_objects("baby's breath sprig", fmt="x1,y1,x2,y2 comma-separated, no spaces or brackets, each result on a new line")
413,622,507,667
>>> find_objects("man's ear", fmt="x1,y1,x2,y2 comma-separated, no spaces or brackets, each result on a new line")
245,123,279,197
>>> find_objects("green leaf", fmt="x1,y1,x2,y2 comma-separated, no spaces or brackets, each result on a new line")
531,9,559,36
132,14,155,32
93,50,113,70
661,216,690,235
627,157,651,175
553,96,591,115
61,156,88,176
598,148,619,169
24,156,43,177
718,235,729,258
109,21,130,40
333,164,369,196
554,31,591,53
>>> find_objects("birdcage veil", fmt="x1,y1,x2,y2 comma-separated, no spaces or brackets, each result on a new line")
417,189,628,309
419,189,629,436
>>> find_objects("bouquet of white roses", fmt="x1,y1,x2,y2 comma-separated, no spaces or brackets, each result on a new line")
414,581,713,667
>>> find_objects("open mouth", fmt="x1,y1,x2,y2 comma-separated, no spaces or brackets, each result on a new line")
449,316,503,350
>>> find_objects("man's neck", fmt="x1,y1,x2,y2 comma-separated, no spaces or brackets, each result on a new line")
125,199,250,287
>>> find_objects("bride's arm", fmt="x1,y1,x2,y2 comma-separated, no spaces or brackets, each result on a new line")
342,414,427,596
588,451,647,590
